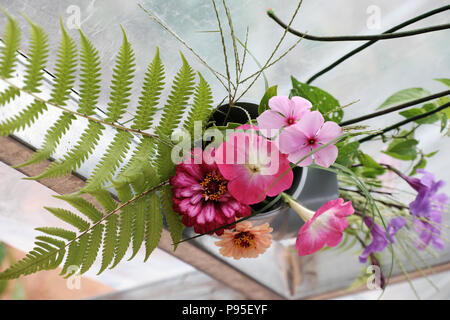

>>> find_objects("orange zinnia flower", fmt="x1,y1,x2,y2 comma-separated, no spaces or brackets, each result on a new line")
215,221,273,259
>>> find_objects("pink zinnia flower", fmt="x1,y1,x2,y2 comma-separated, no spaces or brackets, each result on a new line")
278,111,342,168
284,196,354,255
215,221,273,259
257,95,312,138
170,148,251,235
215,127,293,205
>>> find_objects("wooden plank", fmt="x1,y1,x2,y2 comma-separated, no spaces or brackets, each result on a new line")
0,135,283,300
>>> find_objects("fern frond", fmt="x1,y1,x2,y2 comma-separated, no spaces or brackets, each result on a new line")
98,214,118,275
0,11,21,79
44,206,90,232
22,16,49,92
35,227,76,241
14,21,78,168
0,244,63,280
90,189,118,213
129,182,147,260
0,86,20,107
54,194,103,223
15,112,76,168
104,27,135,123
82,130,133,192
184,72,213,138
132,47,164,130
144,191,163,261
155,53,195,180
0,100,47,136
160,185,184,249
80,224,104,274
110,181,133,268
77,29,101,115
32,122,104,179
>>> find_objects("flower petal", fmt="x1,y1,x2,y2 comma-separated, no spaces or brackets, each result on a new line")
268,95,291,115
314,144,338,168
257,110,286,138
316,121,342,144
297,111,324,138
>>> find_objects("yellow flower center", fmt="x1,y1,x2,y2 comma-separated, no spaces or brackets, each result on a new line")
200,172,227,201
233,231,255,248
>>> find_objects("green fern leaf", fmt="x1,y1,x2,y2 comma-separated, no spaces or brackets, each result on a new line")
132,47,164,130
0,12,21,79
129,182,147,260
144,191,163,261
14,21,78,168
110,181,133,268
54,194,103,223
0,86,20,107
82,130,133,192
22,16,49,92
32,122,105,179
90,189,118,213
77,30,101,115
104,27,135,123
35,236,65,250
25,31,102,179
184,72,213,139
155,53,195,181
0,245,63,280
44,206,90,232
60,241,79,276
35,227,76,241
0,100,47,136
98,214,118,275
80,224,104,274
160,185,184,249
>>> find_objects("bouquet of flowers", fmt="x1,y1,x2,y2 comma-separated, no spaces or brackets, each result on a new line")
0,1,449,297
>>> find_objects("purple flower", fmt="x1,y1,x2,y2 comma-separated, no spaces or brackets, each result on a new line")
359,216,406,263
402,169,449,250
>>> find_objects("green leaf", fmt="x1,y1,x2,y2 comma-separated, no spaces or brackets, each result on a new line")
0,12,21,79
290,76,342,122
383,139,418,161
335,140,360,167
378,88,430,110
98,215,118,275
22,16,49,92
0,100,48,136
144,192,163,261
184,72,213,140
155,53,195,181
44,207,90,232
161,185,184,250
104,27,136,123
399,103,439,124
132,47,164,131
357,152,385,178
434,78,450,87
0,86,20,107
54,194,103,223
80,224,103,274
35,227,76,241
0,243,5,265
258,85,278,115
409,157,426,176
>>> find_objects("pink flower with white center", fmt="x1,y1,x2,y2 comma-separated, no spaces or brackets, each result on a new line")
170,148,251,235
215,126,293,205
284,196,354,256
278,111,342,168
257,96,312,138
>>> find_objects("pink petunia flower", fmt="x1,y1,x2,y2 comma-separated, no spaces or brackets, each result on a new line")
278,111,342,168
257,95,312,138
284,196,354,255
170,148,251,235
215,126,293,205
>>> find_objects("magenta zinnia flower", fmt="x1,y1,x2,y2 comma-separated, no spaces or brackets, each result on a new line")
285,197,354,255
257,95,312,138
170,148,251,235
278,111,342,168
215,127,293,205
